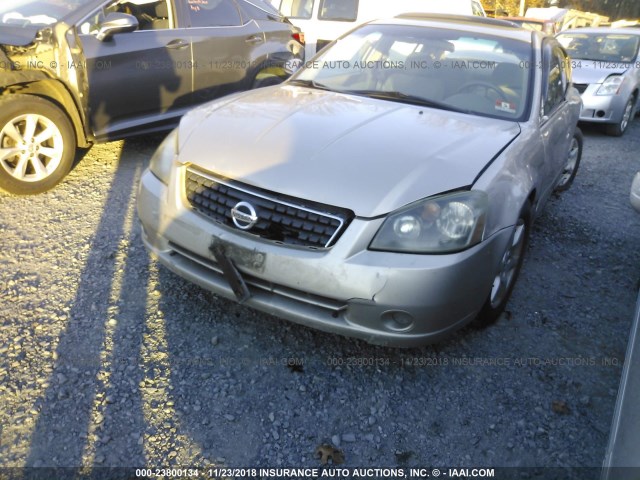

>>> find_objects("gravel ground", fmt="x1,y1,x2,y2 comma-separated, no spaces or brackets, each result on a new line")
1,120,639,479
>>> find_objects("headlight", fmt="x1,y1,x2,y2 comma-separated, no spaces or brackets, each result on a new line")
596,75,624,96
149,128,178,185
370,191,488,253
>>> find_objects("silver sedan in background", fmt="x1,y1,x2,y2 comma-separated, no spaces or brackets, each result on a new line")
138,15,582,347
557,28,640,136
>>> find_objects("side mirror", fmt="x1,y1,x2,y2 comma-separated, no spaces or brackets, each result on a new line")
96,12,138,41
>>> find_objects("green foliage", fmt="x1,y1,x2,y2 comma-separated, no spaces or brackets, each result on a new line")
489,0,639,20
491,0,546,17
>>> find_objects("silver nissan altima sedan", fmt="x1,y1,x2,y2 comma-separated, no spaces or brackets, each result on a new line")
137,14,582,347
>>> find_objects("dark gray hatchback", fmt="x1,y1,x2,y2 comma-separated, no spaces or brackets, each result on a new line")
0,0,304,194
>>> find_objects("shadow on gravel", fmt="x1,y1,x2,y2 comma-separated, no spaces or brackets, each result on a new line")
71,147,93,174
152,264,458,466
25,139,151,468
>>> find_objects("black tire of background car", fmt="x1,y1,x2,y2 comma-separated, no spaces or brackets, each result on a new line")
554,127,583,193
0,95,76,195
605,94,636,137
252,72,285,89
249,59,287,90
472,201,531,329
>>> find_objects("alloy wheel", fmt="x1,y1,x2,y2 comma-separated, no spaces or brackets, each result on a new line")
620,98,634,134
490,220,526,309
557,135,580,189
0,113,64,183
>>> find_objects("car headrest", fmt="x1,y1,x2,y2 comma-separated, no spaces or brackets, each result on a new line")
155,1,168,18
494,62,523,88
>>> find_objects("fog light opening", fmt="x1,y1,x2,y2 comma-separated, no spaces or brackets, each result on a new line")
596,110,606,118
381,310,415,332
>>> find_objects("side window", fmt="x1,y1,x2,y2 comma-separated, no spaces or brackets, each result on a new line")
556,47,571,87
543,48,566,115
279,0,313,19
187,0,242,27
78,0,172,34
471,1,484,16
239,0,282,21
318,0,357,22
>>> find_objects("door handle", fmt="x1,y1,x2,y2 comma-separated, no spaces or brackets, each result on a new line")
245,35,263,45
166,39,189,49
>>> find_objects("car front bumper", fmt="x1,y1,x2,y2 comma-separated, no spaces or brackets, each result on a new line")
578,85,629,124
137,169,514,347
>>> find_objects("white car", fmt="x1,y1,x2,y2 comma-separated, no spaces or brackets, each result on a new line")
631,172,640,212
601,172,640,479
271,0,486,59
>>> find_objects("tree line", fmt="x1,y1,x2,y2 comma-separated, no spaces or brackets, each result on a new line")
490,0,640,19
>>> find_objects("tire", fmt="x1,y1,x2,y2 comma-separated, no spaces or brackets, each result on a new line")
0,94,76,195
249,59,288,90
252,73,284,89
605,95,636,137
473,202,531,328
554,127,583,193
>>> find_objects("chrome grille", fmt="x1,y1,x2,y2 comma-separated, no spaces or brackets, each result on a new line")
185,168,353,249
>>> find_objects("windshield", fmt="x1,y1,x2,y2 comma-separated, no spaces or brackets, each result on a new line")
557,32,640,63
290,24,533,121
0,0,94,26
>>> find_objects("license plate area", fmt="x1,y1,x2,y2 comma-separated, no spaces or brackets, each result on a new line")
209,238,266,303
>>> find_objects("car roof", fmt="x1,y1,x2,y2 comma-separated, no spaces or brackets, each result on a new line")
372,13,536,43
557,27,640,35
504,16,552,23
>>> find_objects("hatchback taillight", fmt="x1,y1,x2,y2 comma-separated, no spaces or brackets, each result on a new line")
292,32,305,45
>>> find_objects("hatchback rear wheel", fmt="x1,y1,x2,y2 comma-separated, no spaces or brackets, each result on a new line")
0,95,75,195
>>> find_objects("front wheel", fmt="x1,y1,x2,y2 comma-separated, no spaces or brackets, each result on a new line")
473,203,530,328
0,95,76,195
605,95,636,137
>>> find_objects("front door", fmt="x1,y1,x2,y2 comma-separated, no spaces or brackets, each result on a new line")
539,43,573,203
78,0,192,139
185,0,259,102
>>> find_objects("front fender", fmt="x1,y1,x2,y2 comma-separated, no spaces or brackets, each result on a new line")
473,126,545,237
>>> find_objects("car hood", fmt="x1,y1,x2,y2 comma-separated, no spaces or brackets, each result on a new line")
179,86,521,218
571,62,629,84
0,26,39,47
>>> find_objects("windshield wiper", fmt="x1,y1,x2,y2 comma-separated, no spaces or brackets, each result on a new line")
340,89,470,113
287,79,333,91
